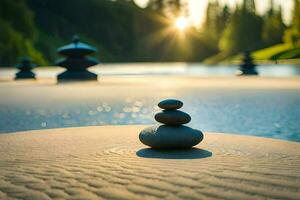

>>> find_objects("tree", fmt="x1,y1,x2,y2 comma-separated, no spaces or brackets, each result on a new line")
262,1,286,46
201,2,230,54
291,0,300,32
219,1,263,55
284,0,300,46
0,0,46,66
243,0,256,12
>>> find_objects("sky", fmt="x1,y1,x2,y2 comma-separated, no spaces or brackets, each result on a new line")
133,0,294,27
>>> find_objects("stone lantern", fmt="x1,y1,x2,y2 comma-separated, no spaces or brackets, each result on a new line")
236,51,258,76
15,56,36,80
56,35,99,81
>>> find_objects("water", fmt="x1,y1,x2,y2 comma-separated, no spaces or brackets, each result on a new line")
1,63,300,78
0,85,299,142
0,64,300,142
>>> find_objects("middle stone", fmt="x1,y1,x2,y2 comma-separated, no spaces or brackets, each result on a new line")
155,110,191,125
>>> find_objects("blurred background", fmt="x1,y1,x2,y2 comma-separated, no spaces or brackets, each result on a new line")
0,0,299,66
0,0,300,141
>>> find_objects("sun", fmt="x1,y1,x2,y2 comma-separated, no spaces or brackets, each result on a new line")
174,17,189,31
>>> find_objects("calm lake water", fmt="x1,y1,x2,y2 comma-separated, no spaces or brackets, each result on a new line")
0,64,300,142
1,63,300,78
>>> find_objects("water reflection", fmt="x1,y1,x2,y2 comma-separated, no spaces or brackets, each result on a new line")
1,90,299,142
0,64,300,78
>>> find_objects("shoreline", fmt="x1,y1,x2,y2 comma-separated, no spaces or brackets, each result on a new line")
1,76,300,89
1,125,300,143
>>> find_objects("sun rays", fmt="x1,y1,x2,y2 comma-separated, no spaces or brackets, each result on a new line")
174,16,189,31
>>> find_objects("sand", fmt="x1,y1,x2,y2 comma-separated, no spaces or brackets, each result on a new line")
0,125,299,200
1,75,300,89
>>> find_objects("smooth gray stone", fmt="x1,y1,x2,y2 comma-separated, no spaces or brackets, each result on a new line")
155,110,191,125
139,125,204,149
158,99,183,110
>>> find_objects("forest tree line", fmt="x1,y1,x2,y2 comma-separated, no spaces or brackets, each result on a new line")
0,0,300,66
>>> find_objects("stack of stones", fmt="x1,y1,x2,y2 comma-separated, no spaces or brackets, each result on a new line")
15,56,36,80
56,35,99,81
139,99,203,149
236,51,258,76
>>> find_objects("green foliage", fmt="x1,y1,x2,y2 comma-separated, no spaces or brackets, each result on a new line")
219,3,263,55
0,20,23,65
201,2,230,52
275,47,300,59
262,2,285,46
204,0,293,63
284,29,300,46
26,0,213,63
252,43,300,60
292,0,300,32
284,0,300,47
0,0,46,66
0,0,298,66
0,0,36,40
230,43,300,63
253,43,292,60
26,0,140,62
202,51,230,64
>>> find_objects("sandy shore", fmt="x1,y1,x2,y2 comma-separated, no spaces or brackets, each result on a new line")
1,75,300,89
0,125,299,200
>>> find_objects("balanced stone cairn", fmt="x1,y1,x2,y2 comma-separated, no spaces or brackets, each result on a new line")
56,35,99,81
139,99,203,149
236,51,258,76
15,56,36,80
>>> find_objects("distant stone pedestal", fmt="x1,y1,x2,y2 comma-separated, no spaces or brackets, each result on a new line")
15,56,36,80
236,51,258,76
56,35,99,82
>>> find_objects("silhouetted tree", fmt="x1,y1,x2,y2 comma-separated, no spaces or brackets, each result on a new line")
0,0,45,65
243,0,256,12
262,0,285,46
284,0,300,46
1,0,295,65
201,2,230,54
219,1,263,55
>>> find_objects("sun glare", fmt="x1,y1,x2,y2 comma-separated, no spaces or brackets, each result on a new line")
174,17,189,31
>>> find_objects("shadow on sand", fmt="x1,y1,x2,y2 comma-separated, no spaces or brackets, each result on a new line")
136,148,212,159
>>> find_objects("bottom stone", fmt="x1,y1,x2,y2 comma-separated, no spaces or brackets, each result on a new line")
57,70,97,82
139,125,203,149
15,71,36,80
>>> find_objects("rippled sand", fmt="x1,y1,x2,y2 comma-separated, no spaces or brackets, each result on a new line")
0,125,299,200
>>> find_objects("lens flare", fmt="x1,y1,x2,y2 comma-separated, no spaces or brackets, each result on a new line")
174,17,189,31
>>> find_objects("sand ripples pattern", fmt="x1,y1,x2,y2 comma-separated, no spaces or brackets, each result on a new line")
0,126,300,200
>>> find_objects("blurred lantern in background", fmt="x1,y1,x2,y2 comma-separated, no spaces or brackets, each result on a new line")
56,35,99,82
15,56,36,80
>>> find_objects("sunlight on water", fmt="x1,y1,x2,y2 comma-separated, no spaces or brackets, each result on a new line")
0,88,299,142
1,63,300,78
0,64,299,141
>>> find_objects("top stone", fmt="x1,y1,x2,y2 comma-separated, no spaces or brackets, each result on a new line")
158,99,183,110
57,35,97,57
